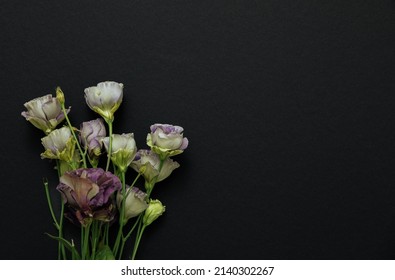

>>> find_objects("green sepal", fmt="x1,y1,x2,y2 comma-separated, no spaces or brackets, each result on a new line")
111,149,134,173
146,134,183,160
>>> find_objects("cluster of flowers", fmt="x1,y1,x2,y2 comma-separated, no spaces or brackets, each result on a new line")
21,81,188,260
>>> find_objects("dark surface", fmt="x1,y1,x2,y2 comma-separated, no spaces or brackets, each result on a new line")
1,0,395,259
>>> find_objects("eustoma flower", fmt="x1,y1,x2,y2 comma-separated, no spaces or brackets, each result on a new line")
84,81,123,123
21,94,69,134
102,133,137,172
143,199,166,226
41,127,76,163
57,168,121,226
22,82,189,260
131,149,180,189
147,124,188,159
117,187,148,224
80,118,106,165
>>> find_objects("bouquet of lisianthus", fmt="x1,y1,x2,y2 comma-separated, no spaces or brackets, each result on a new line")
21,81,188,260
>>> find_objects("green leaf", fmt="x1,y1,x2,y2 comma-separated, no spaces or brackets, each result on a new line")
45,233,81,260
95,245,115,260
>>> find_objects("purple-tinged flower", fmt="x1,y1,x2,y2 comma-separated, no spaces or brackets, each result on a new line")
57,168,122,226
21,94,70,134
102,133,137,172
131,149,180,187
117,187,148,224
84,81,123,122
80,118,106,159
147,124,188,159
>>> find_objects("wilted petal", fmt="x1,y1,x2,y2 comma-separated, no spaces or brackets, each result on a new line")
57,168,121,226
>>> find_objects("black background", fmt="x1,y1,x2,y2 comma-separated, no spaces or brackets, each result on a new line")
1,0,395,260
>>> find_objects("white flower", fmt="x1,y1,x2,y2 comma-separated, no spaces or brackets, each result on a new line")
84,81,123,122
102,133,137,172
117,187,148,224
131,149,180,185
21,94,69,134
147,124,188,159
41,127,75,162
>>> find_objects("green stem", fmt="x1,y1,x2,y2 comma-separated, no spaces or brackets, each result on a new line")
105,120,113,172
56,159,61,178
82,223,91,260
125,173,141,197
54,160,67,259
90,221,100,260
113,171,126,257
58,203,66,260
61,104,87,168
81,226,84,259
43,179,59,230
147,158,165,198
104,223,110,245
118,214,142,260
132,225,146,260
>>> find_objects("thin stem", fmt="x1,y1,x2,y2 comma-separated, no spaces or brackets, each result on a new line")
80,224,91,260
130,173,141,189
105,120,113,172
61,103,87,168
43,179,59,230
113,171,126,257
86,224,91,259
58,203,66,260
81,226,84,259
118,214,142,260
104,223,110,245
131,225,146,260
90,221,100,260
56,159,61,178
147,158,165,198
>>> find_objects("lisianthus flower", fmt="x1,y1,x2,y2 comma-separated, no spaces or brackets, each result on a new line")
131,149,180,187
41,127,75,163
84,81,123,122
143,199,166,226
57,168,121,226
21,94,69,134
80,118,106,159
117,187,148,224
102,133,137,172
147,124,188,159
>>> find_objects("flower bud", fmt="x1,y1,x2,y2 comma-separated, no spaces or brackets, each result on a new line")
143,199,166,226
56,87,65,105
80,118,106,159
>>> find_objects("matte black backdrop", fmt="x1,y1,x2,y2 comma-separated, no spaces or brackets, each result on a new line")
1,0,395,260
